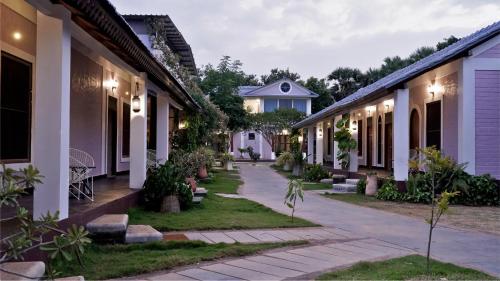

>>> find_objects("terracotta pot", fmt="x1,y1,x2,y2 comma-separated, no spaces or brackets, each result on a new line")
224,161,233,171
198,165,208,179
160,195,180,213
365,174,378,196
186,177,197,192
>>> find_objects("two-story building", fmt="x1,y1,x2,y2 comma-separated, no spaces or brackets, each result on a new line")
232,79,318,160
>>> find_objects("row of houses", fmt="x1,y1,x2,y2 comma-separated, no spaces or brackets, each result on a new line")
293,21,500,186
0,0,198,221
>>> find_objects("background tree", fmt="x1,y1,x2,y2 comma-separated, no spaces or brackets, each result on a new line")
301,77,333,113
261,68,301,85
327,67,368,101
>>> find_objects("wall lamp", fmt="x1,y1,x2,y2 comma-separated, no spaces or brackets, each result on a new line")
428,82,442,97
132,82,141,113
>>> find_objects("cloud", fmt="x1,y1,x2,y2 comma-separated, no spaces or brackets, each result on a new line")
111,0,500,78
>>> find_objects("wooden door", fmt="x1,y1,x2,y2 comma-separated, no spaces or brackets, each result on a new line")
384,112,393,170
410,109,420,150
366,117,373,167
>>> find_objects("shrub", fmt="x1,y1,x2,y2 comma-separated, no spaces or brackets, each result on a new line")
142,162,184,211
246,146,260,161
177,182,194,210
220,152,234,163
303,164,329,182
356,178,367,194
403,173,432,203
169,149,198,178
376,177,401,201
452,174,499,206
193,147,215,169
276,152,293,166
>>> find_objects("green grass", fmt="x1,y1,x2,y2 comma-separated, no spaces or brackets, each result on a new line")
316,255,495,280
129,169,318,231
270,164,299,179
323,192,379,204
57,240,307,280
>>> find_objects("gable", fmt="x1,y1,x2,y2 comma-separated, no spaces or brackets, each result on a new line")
240,79,318,98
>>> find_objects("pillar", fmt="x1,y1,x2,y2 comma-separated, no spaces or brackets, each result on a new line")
394,88,410,182
307,126,314,164
315,122,324,165
458,59,475,174
240,132,245,158
33,10,71,220
333,115,342,169
259,133,263,156
129,74,148,189
349,116,359,172
156,94,169,164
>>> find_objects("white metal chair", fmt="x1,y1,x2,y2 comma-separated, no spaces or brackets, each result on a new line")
147,149,164,171
69,148,95,201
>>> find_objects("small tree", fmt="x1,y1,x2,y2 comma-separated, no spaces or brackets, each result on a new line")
0,165,90,279
333,117,356,169
284,179,304,222
412,147,462,272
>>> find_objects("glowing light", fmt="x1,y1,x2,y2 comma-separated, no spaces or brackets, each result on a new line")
12,31,22,40
428,83,443,96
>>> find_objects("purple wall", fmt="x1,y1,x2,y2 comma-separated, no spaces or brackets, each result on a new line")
475,70,500,178
477,43,500,58
70,49,103,176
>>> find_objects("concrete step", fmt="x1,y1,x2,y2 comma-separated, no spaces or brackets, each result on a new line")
125,225,163,244
192,196,203,204
332,183,357,193
319,178,333,184
194,187,208,197
86,214,128,243
55,276,85,281
0,261,45,280
346,179,360,185
331,174,346,184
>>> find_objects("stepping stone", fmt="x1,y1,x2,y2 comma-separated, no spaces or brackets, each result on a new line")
224,231,260,243
192,196,203,204
320,178,333,184
332,174,346,184
346,178,360,185
86,214,128,234
147,273,196,280
332,183,357,193
201,232,235,244
0,261,45,280
55,276,85,281
176,268,240,280
184,232,214,244
194,188,208,197
226,259,304,278
125,225,162,244
215,193,245,199
201,263,279,280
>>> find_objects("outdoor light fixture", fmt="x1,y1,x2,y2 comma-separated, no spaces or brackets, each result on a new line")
132,82,141,113
365,106,375,116
282,129,289,135
298,136,304,143
12,31,22,40
384,99,393,111
352,120,358,131
428,82,442,97
179,121,186,129
111,79,118,94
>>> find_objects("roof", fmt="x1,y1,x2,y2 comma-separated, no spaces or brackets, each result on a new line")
52,0,199,110
122,14,197,75
294,21,500,129
238,79,319,98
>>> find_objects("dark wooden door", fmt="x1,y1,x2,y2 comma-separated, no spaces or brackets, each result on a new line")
426,101,441,150
366,117,373,167
384,112,393,170
410,109,420,150
107,96,118,176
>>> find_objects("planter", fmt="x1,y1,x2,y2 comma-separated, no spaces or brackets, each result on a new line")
198,165,208,179
365,174,378,196
160,195,180,213
224,161,233,171
283,162,292,171
292,164,303,177
186,177,197,192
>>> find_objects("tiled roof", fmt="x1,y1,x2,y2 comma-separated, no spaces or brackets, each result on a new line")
294,21,500,128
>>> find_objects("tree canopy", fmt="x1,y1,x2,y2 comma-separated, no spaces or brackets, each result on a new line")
300,77,332,113
261,68,301,85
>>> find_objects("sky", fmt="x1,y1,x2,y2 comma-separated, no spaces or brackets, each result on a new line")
112,0,500,79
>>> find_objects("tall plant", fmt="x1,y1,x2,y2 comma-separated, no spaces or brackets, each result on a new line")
0,165,90,279
284,179,304,222
333,117,356,169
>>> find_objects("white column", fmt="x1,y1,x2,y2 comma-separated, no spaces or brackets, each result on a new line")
315,122,324,165
333,115,342,169
129,74,148,189
458,59,475,174
259,133,263,156
156,94,169,163
33,10,71,220
307,126,314,164
349,116,359,172
330,118,335,164
393,88,410,181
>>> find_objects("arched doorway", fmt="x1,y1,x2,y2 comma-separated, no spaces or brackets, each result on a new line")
410,109,420,151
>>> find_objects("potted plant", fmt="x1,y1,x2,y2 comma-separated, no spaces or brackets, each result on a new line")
237,147,247,159
142,162,185,213
170,149,198,191
277,151,294,171
365,171,378,196
333,117,357,170
292,151,306,177
247,146,260,163
193,147,215,179
221,152,235,171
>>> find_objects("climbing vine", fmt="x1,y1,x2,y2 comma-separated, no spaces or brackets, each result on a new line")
333,117,357,169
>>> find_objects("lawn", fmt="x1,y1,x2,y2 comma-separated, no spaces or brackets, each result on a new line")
57,240,307,280
271,164,332,190
129,169,317,231
316,255,495,280
323,193,500,235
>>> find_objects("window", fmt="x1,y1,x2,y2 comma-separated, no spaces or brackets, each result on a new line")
264,98,277,112
357,119,363,156
122,102,130,157
377,115,382,165
279,99,292,109
280,82,291,93
293,99,307,113
1,52,32,162
426,101,441,150
248,133,255,140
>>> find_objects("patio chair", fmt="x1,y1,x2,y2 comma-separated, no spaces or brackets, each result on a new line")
69,148,95,201
147,149,163,171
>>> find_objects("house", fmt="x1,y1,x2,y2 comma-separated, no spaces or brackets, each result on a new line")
293,21,500,188
0,0,198,222
232,79,318,160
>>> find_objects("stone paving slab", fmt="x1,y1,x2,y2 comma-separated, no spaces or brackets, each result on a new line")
201,232,236,244
86,214,128,234
225,259,304,278
176,268,241,281
264,252,333,267
147,273,196,280
245,256,313,272
265,230,303,241
183,232,213,244
125,225,162,244
244,230,283,242
287,248,347,263
201,263,279,280
224,231,260,243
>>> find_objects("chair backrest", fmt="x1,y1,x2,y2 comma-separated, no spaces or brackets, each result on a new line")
69,148,95,167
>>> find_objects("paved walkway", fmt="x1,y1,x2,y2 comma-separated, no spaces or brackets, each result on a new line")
238,163,500,277
115,238,413,280
169,227,364,244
